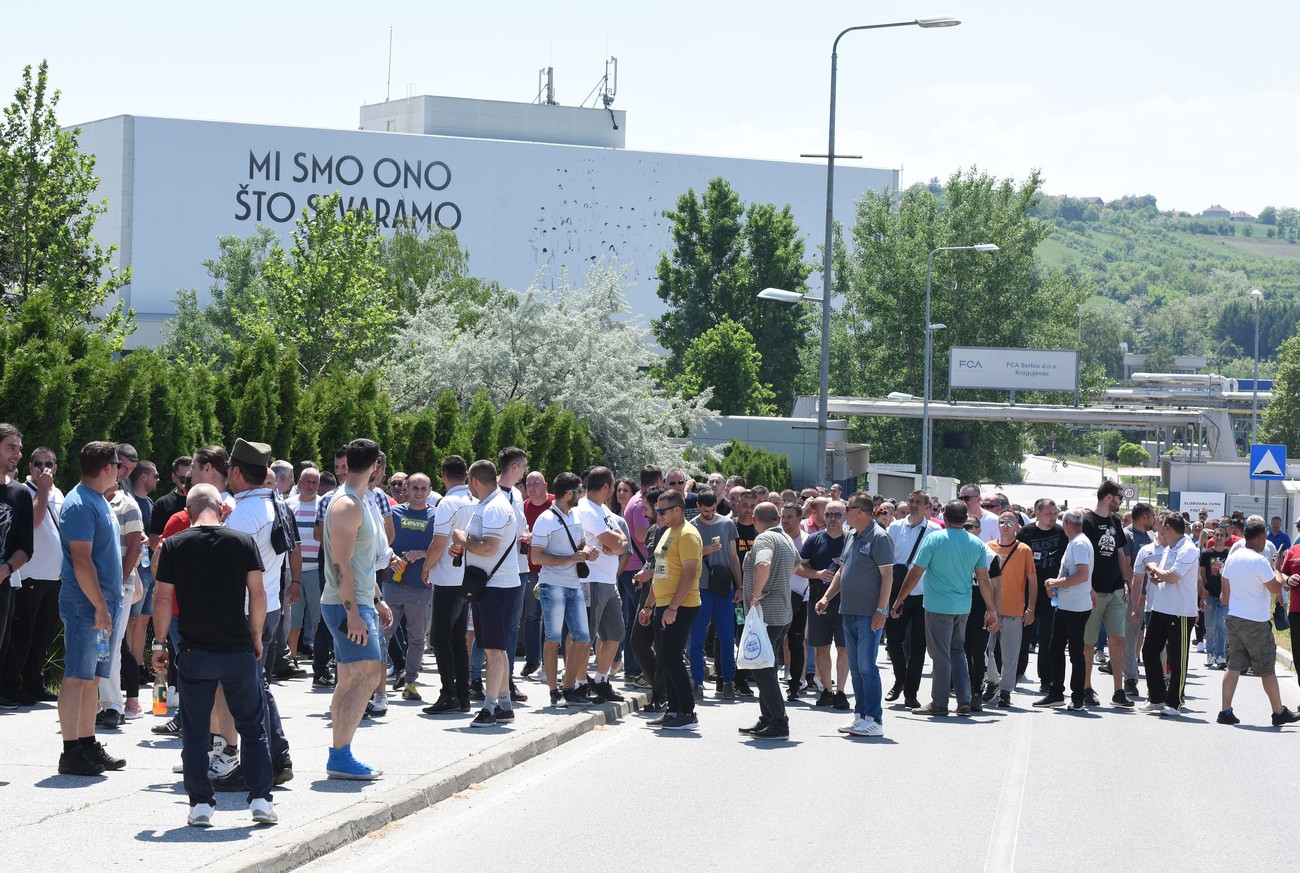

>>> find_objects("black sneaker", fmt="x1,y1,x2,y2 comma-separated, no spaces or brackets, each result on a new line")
1067,697,1085,711
1098,662,1112,675
470,708,496,728
1123,679,1140,698
151,717,182,736
738,720,768,735
550,689,565,708
212,762,248,792
492,706,515,722
734,677,754,697
641,699,666,713
86,741,126,771
469,680,486,702
1217,710,1241,725
95,709,121,730
646,711,673,727
273,665,307,680
884,684,903,702
1112,690,1134,709
956,702,972,715
969,698,983,713
981,681,999,703
1083,688,1101,707
814,690,835,708
1272,707,1300,727
273,755,294,785
751,722,789,740
591,680,624,703
997,691,1012,708
903,698,921,710
312,673,336,689
1032,694,1065,708
422,696,462,715
832,691,851,711
563,687,592,706
660,712,699,731
0,694,20,710
509,683,528,703
521,660,540,678
58,746,105,776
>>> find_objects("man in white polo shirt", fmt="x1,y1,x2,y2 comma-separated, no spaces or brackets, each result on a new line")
1140,513,1199,716
1218,517,1300,726
422,455,476,715
574,466,628,703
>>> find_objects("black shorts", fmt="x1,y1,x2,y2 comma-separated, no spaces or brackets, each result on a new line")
807,580,844,647
471,586,518,652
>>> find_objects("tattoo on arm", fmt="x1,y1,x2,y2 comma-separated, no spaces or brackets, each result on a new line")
344,600,353,611
332,563,343,579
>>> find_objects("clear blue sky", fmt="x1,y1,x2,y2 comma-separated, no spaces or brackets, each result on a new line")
7,0,1297,214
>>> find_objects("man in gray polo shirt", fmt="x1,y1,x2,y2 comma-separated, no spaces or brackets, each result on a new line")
817,491,895,737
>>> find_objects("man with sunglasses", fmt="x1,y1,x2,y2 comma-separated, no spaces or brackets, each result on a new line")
3,447,62,706
647,489,703,731
957,485,1000,543
0,424,35,712
797,500,851,709
817,494,894,736
689,489,741,700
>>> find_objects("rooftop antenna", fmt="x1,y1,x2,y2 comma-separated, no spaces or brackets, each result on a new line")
601,56,618,108
386,26,393,102
535,67,557,105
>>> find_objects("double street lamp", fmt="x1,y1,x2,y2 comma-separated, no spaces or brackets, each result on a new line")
921,243,999,486
804,15,960,485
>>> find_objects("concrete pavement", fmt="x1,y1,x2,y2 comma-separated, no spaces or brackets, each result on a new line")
0,653,646,873
308,655,1300,873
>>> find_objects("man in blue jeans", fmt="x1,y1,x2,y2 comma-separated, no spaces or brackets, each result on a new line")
689,490,741,700
529,472,598,706
817,492,894,737
152,483,276,827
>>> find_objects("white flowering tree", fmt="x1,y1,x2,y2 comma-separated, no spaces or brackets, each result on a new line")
385,262,717,473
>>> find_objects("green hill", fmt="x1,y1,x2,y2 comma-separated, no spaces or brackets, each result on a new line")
1032,195,1300,379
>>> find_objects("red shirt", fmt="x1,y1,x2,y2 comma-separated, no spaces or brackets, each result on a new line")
160,508,192,615
523,494,555,574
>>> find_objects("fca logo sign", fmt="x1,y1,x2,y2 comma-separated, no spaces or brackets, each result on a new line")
957,360,984,369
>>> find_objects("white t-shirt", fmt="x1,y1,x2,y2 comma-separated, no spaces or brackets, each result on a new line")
500,485,530,573
23,482,64,580
888,516,939,597
1230,537,1277,564
976,513,1000,544
428,484,474,588
1145,535,1200,617
575,496,621,584
1056,532,1094,613
532,505,583,589
227,487,281,612
1223,547,1276,623
788,531,808,598
1132,541,1160,613
464,489,519,589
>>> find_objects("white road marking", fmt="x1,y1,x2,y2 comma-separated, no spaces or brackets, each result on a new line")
983,708,1033,873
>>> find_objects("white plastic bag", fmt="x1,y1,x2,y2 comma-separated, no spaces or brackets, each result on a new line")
737,604,774,669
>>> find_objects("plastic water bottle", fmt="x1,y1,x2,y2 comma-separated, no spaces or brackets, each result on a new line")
735,604,745,624
151,642,168,715
96,628,111,663
1050,586,1059,609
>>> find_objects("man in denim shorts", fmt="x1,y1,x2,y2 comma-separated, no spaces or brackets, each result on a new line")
56,441,127,776
530,472,598,708
320,439,392,780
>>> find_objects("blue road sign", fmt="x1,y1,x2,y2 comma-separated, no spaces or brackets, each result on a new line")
1249,443,1287,481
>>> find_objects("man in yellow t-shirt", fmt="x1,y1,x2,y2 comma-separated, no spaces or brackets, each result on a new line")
649,489,702,730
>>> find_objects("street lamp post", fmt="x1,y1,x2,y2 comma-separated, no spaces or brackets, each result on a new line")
1251,287,1263,444
815,15,960,486
921,243,999,486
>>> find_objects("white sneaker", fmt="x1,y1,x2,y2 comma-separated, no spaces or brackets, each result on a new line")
1159,705,1181,717
837,716,867,734
1195,641,1205,653
209,749,239,778
849,717,884,737
370,691,389,714
188,803,215,828
250,798,278,825
1141,702,1163,713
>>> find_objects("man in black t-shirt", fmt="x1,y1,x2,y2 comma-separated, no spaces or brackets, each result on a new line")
1199,522,1231,669
1080,481,1131,707
151,483,276,829
0,424,35,711
1016,498,1069,693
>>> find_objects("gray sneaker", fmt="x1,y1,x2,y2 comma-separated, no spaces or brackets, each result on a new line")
693,684,704,701
721,681,736,700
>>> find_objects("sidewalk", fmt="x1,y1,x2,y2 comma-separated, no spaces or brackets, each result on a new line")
0,655,646,873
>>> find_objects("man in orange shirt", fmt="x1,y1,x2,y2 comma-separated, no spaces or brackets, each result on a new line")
983,511,1037,708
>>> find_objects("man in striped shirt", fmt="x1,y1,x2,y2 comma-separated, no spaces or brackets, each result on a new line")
288,467,330,686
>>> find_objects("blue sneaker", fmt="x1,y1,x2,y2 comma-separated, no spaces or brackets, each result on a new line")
326,748,383,781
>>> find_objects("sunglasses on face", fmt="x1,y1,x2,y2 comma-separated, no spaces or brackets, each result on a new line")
32,460,55,469
824,511,844,519
999,520,1015,527
667,480,685,487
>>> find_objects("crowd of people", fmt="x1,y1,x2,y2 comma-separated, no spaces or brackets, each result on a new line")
1,422,1298,829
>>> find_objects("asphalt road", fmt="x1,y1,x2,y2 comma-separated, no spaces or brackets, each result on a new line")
309,654,1299,873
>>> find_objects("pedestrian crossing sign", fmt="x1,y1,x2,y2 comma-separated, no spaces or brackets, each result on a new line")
1249,443,1286,480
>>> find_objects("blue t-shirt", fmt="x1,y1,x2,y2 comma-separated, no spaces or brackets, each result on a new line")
913,527,989,615
60,484,123,605
800,530,846,573
388,502,436,586
1268,530,1292,553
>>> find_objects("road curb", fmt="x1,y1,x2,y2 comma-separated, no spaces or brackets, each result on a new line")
204,691,649,873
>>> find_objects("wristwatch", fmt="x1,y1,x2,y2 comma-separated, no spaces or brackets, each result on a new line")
875,607,888,616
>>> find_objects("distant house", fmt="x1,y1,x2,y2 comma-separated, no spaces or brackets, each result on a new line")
1230,210,1255,222
1201,204,1231,219
1080,197,1104,205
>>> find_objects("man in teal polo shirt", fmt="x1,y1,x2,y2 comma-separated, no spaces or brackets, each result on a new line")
891,499,999,716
